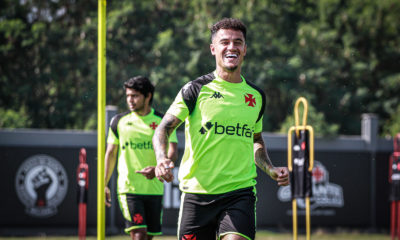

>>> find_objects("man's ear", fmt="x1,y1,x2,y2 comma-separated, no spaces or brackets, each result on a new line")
146,92,152,103
210,43,216,56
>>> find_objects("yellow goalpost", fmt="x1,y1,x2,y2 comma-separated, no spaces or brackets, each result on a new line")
97,0,107,240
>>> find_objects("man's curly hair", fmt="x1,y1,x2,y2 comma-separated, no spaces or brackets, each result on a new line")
210,18,247,42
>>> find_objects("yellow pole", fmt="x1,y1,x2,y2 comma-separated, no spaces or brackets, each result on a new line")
97,0,106,239
306,125,313,240
292,199,298,240
289,97,314,240
306,197,311,240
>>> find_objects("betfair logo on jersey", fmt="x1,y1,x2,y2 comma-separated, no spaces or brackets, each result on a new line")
199,121,253,138
122,140,153,150
210,91,224,99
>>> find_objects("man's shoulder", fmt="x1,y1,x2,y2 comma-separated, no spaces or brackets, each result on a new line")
182,72,215,93
243,78,265,97
111,111,131,125
242,79,266,123
109,111,131,139
152,109,164,119
179,72,215,114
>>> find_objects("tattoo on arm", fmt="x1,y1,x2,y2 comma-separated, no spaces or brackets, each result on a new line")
153,114,182,162
254,132,274,175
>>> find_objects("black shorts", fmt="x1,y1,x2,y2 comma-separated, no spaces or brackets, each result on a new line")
117,193,163,236
178,187,256,240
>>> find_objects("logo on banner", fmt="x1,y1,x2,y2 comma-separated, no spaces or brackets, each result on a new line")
277,161,344,215
15,154,68,218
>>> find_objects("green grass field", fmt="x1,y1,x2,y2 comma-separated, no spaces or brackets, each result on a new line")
0,230,390,240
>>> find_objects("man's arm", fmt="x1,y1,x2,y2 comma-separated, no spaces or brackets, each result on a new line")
104,143,118,207
153,113,182,182
136,142,178,179
168,142,178,162
254,132,289,186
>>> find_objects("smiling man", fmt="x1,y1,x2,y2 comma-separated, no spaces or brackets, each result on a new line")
153,18,289,240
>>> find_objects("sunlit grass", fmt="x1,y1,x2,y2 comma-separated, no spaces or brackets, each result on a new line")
0,230,390,240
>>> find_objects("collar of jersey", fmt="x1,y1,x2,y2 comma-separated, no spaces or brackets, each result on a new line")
213,71,246,89
130,108,154,119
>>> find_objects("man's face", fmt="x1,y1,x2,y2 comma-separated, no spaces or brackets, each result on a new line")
126,88,148,113
210,29,247,72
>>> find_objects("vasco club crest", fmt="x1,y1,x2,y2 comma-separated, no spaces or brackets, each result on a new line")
15,154,68,218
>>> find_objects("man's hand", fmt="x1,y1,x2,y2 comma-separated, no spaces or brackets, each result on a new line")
155,159,175,182
105,186,111,207
270,167,289,186
136,166,156,179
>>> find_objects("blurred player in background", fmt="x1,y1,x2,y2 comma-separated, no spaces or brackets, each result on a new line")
153,18,289,240
105,76,178,240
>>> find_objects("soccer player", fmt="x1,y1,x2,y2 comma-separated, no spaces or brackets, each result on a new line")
152,18,289,240
104,76,178,240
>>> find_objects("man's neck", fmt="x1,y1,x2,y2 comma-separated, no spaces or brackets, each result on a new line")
134,106,151,116
215,67,242,83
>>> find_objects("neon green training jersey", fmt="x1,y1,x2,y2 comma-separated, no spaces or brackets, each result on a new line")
167,72,266,194
107,108,178,195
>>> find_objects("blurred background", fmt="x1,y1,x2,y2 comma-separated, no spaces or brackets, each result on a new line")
1,0,399,136
1,0,399,237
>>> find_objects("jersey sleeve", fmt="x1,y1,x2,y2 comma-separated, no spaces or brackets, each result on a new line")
254,116,263,133
166,89,189,121
106,126,119,145
107,115,120,145
168,128,178,143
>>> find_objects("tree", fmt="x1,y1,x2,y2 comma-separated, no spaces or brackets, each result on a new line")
1,0,399,137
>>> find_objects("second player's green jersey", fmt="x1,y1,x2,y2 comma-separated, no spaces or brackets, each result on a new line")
167,72,266,194
107,108,178,195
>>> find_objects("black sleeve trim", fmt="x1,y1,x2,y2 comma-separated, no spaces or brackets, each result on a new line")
110,111,130,139
153,110,164,119
181,73,214,115
245,80,266,123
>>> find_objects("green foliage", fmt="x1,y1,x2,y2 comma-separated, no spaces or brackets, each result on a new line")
0,107,31,128
384,104,400,137
0,0,399,137
279,99,339,138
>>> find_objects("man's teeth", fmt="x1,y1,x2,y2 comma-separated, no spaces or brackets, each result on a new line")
226,54,238,58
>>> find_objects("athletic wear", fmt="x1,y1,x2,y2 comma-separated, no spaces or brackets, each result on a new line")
178,187,257,240
107,108,178,195
118,193,163,235
167,72,266,194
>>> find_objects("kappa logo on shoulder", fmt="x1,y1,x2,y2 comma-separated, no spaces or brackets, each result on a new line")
210,91,224,99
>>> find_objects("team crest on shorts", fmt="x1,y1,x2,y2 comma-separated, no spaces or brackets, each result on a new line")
182,234,196,240
15,154,68,218
133,213,143,224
